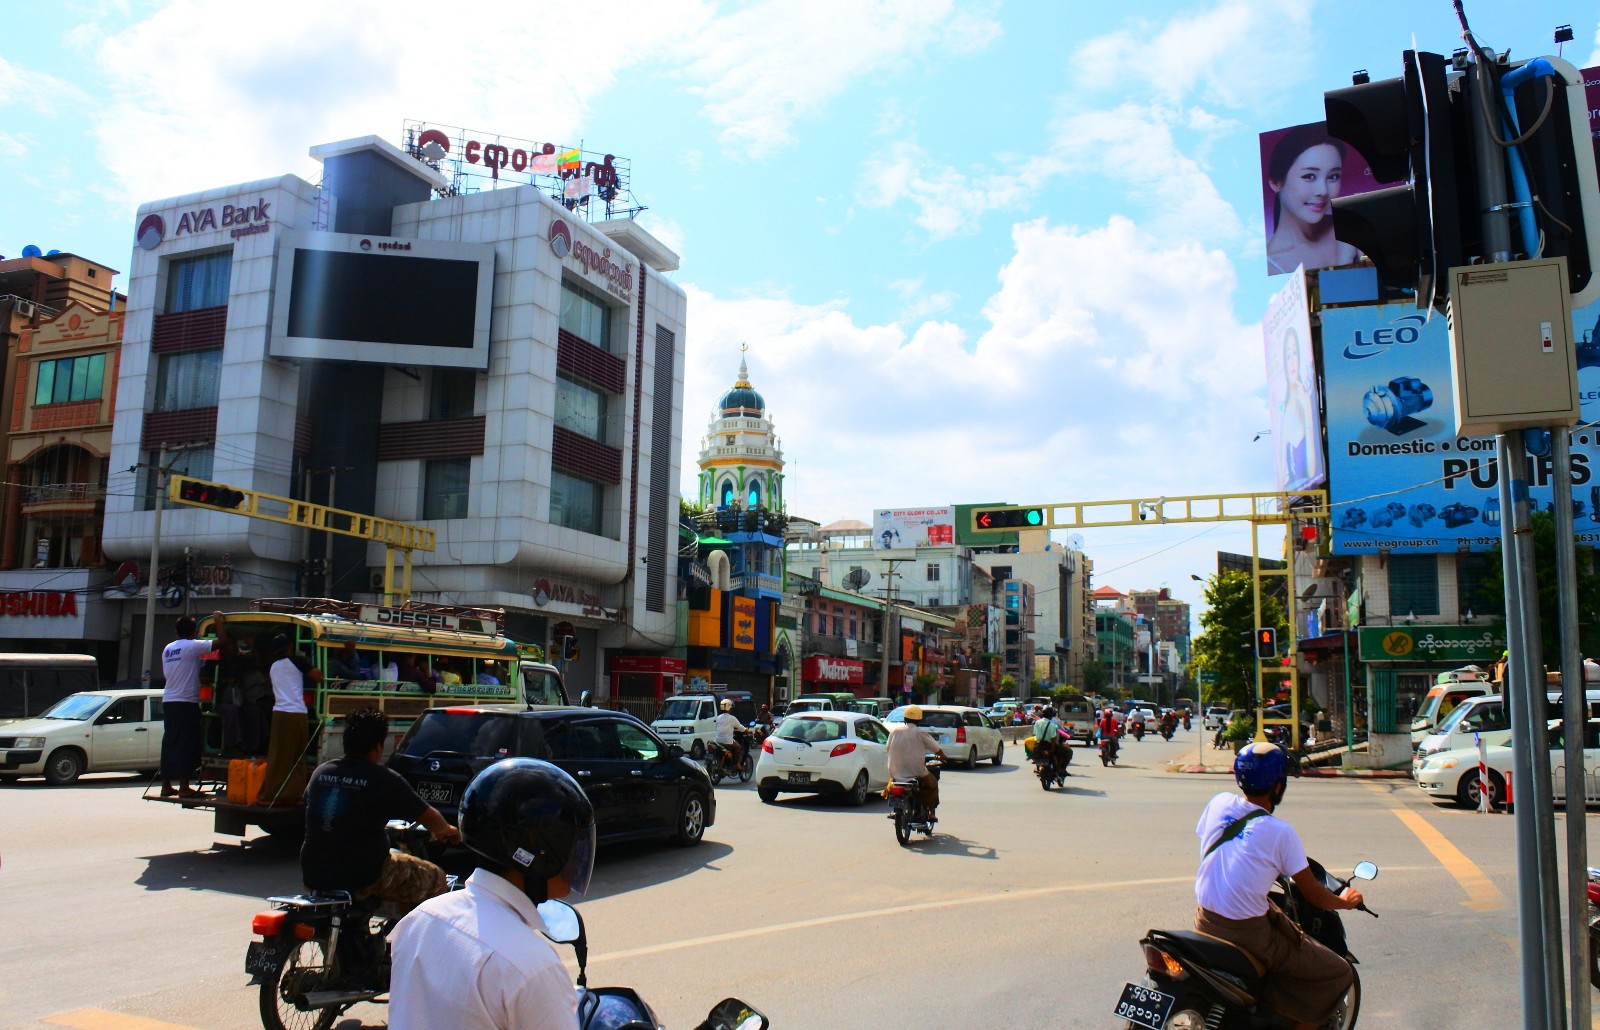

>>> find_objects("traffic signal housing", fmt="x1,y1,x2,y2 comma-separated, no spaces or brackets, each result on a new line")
1256,627,1279,661
174,478,247,510
1323,50,1467,311
1239,630,1257,659
560,635,579,661
972,507,1045,531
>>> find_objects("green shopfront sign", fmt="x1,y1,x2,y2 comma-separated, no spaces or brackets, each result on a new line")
1357,625,1506,664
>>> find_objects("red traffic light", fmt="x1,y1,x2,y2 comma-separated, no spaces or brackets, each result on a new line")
176,480,247,510
1256,627,1279,660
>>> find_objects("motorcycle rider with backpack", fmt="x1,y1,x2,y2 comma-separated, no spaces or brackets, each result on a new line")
1032,705,1071,777
1195,742,1364,1030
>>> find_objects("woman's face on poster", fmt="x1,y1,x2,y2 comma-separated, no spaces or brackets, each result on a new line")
1272,143,1343,229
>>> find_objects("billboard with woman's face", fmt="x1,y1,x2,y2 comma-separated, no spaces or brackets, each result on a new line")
1259,121,1387,277
1263,267,1325,491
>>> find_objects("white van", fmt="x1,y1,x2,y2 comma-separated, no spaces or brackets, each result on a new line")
649,692,757,758
1409,667,1492,747
1412,690,1600,775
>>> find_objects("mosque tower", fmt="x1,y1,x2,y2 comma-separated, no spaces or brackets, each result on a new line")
697,345,785,512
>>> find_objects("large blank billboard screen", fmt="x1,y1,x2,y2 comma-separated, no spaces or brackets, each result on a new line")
270,230,494,368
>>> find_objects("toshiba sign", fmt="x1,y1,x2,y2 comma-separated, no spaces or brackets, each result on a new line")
802,656,864,685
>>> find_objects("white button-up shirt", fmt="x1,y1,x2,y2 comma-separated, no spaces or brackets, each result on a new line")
389,868,578,1030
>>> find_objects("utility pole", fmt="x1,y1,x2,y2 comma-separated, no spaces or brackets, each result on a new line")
880,558,907,700
137,445,169,686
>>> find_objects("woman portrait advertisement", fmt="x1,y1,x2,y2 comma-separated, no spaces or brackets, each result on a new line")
1259,121,1378,277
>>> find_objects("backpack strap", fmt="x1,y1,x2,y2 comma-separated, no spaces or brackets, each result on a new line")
1203,809,1268,858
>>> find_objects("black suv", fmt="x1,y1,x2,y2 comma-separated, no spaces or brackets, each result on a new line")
389,705,714,847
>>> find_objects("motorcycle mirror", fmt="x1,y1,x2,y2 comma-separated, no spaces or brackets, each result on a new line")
1351,861,1378,881
704,998,770,1030
579,690,592,708
537,899,582,943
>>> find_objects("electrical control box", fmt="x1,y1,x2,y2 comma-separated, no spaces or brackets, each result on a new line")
1447,257,1578,435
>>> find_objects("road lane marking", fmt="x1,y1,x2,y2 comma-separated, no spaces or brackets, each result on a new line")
1388,807,1504,911
46,1010,202,1030
590,868,1427,964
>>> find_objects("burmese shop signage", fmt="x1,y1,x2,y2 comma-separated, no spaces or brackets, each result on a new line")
1357,625,1506,663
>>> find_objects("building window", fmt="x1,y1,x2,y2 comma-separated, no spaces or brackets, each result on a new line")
747,482,761,507
429,370,476,420
833,616,843,637
1387,554,1440,616
929,596,941,606
559,280,611,350
926,563,940,582
155,349,222,411
719,479,735,507
1457,554,1502,616
551,468,602,535
143,446,213,510
848,618,857,638
164,250,232,313
993,566,1012,581
423,458,470,520
34,353,106,405
555,375,608,441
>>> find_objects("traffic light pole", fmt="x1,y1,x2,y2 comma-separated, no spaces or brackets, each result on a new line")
139,445,168,687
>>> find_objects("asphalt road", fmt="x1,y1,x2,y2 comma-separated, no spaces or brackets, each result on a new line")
2,728,1592,1029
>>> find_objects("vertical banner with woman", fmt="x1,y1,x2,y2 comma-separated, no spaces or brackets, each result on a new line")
1263,268,1325,492
1259,121,1387,277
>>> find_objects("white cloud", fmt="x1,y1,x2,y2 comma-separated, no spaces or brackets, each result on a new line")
1585,18,1600,68
682,214,1271,531
88,0,707,207
681,0,1000,157
1073,0,1316,111
858,140,1062,240
0,55,92,114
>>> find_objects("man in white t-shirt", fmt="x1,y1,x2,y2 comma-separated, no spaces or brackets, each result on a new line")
160,611,225,797
257,634,321,806
1194,742,1364,1029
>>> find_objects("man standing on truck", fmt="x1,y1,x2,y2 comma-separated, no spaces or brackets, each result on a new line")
160,611,225,798
257,634,322,806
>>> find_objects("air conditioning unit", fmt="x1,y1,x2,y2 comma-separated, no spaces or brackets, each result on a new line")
13,299,35,318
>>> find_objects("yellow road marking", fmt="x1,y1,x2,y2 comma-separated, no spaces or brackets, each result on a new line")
46,1010,203,1030
1388,807,1504,911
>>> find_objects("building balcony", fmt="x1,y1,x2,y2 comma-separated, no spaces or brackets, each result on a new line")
19,482,105,518
802,634,880,660
730,572,783,595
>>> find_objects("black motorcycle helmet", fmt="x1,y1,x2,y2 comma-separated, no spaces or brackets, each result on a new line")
460,758,596,905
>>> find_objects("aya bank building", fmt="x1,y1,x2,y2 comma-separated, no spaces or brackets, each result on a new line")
101,126,687,694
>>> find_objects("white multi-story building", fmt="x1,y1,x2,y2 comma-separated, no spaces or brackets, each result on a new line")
102,133,687,694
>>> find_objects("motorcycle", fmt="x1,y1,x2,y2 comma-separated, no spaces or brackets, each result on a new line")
705,734,755,786
886,756,942,846
1182,712,1192,731
250,822,459,1030
1116,858,1377,1029
1587,867,1600,989
538,897,768,1030
1159,721,1176,741
1033,740,1068,791
1130,721,1146,742
1099,731,1120,767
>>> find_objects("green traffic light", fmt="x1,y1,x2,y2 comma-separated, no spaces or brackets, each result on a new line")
1025,509,1043,526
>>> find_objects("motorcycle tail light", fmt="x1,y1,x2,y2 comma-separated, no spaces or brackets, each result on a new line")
1588,882,1600,906
887,783,907,796
956,726,967,744
294,922,317,941
830,742,857,757
1143,945,1187,980
253,911,286,936
762,738,774,753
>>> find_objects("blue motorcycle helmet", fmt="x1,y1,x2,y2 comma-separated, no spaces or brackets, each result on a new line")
1233,741,1289,795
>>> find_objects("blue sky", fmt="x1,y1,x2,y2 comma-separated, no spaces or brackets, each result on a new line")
2,0,1593,614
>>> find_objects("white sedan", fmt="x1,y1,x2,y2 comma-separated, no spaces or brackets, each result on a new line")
884,705,1005,768
1415,718,1600,808
755,712,892,805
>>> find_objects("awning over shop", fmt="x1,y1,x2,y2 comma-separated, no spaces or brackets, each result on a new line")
698,536,734,547
1298,631,1353,652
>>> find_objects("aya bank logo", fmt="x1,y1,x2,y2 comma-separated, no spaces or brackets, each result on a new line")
135,214,165,251
549,218,572,258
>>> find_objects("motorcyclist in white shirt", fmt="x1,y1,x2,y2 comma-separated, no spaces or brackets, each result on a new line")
388,758,596,1030
714,699,747,770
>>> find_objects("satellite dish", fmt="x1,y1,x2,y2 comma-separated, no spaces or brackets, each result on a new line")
21,245,41,258
844,568,870,591
1067,534,1086,552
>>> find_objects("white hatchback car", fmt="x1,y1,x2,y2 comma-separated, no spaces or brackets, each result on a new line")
1415,718,1600,808
884,705,1005,768
755,711,892,805
0,689,165,784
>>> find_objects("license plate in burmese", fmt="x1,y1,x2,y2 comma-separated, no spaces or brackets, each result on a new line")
1113,982,1174,1030
786,772,811,784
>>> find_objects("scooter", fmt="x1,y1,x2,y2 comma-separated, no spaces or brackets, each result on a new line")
705,735,755,786
1159,722,1176,741
1099,731,1119,767
250,822,459,1030
1033,741,1068,791
1182,712,1192,731
538,897,768,1030
886,756,942,846
1116,859,1376,1029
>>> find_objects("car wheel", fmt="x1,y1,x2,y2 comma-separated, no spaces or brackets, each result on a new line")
1462,768,1505,809
758,784,778,803
690,740,705,760
672,791,708,846
845,770,870,807
43,747,84,785
992,741,1004,766
963,746,977,770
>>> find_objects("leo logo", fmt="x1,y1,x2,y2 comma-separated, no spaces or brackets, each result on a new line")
1380,631,1415,658
136,214,165,251
549,218,572,259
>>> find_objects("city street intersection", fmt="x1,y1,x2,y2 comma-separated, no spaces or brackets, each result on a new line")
2,728,1576,1029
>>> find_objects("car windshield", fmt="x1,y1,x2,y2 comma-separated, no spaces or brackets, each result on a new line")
657,698,701,720
1436,703,1475,734
775,716,846,743
40,693,110,721
397,712,517,758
